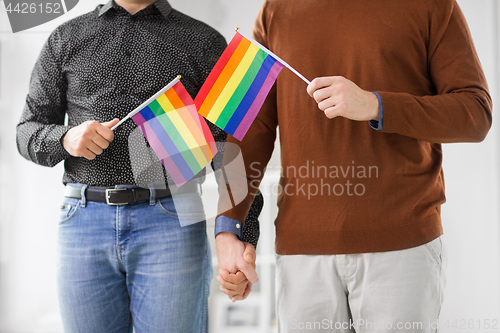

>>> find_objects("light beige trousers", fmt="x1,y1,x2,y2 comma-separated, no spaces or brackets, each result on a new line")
276,237,447,333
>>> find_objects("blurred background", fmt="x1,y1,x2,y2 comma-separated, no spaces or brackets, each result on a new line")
0,0,498,332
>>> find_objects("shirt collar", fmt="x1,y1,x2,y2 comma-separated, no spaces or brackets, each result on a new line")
99,0,172,18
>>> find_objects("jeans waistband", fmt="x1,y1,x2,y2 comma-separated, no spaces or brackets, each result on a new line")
65,182,201,207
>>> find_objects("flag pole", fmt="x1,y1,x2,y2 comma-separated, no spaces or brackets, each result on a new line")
235,28,310,85
111,75,182,131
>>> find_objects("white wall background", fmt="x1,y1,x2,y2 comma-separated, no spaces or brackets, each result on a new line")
0,1,498,332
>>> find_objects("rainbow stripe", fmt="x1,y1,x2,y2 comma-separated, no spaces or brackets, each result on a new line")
194,32,284,141
132,79,217,187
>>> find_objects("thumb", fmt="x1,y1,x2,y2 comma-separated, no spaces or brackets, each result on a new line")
102,118,120,129
239,261,258,284
243,242,256,264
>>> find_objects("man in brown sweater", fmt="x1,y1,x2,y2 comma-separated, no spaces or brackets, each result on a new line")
215,0,492,331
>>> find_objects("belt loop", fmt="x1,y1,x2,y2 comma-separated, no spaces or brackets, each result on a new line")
80,185,88,207
148,184,156,206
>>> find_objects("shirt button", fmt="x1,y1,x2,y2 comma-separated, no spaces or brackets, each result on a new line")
236,223,241,229
124,50,132,57
121,89,127,96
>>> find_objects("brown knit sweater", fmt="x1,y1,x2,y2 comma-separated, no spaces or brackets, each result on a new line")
218,0,492,255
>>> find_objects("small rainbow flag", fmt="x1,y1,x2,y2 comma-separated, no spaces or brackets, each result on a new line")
113,76,217,187
194,30,288,141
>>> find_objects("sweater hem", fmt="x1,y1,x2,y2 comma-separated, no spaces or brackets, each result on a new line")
275,216,443,255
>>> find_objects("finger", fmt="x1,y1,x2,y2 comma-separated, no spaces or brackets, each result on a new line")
85,140,104,156
324,105,342,119
218,268,234,281
92,134,110,150
242,282,253,299
217,274,247,293
317,96,338,112
238,260,258,284
231,282,252,302
219,285,245,298
243,242,256,264
95,120,117,142
307,77,329,97
81,148,97,160
220,269,247,285
217,278,245,293
312,86,335,104
218,285,232,296
218,270,247,290
102,118,120,129
95,126,114,143
307,77,335,97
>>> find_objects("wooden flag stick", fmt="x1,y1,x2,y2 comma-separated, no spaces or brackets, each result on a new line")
111,75,182,131
235,28,310,85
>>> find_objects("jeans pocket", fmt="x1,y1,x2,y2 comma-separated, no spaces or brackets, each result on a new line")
156,194,206,227
59,198,81,224
423,237,442,265
156,197,179,217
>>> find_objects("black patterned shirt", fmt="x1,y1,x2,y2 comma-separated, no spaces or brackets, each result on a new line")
16,0,261,246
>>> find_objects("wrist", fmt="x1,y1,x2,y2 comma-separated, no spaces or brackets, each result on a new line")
216,232,239,241
61,131,72,154
369,92,380,121
215,216,243,239
215,232,244,271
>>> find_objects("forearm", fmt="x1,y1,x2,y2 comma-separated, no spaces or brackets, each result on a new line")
378,1,491,143
216,114,276,226
17,30,72,167
240,191,262,248
16,118,71,167
212,123,264,248
378,88,492,143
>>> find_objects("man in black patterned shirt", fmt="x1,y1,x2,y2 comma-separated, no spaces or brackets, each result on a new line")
16,0,260,332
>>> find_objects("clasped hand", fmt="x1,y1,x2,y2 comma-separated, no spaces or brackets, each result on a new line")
215,232,258,302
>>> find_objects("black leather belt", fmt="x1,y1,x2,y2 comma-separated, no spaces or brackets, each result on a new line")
65,183,201,205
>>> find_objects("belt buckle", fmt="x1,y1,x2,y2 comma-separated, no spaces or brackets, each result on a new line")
105,188,128,205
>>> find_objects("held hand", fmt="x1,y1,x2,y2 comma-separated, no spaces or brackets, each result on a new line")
216,233,258,302
62,118,119,160
307,76,379,122
217,242,256,302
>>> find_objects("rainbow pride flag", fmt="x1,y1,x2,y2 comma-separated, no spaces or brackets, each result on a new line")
114,76,217,187
194,31,285,141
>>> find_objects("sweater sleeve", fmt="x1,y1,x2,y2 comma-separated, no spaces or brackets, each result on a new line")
210,124,263,248
203,31,264,247
216,1,278,225
16,30,72,167
378,0,492,143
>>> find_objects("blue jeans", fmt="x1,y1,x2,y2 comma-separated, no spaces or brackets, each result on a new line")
56,184,212,333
